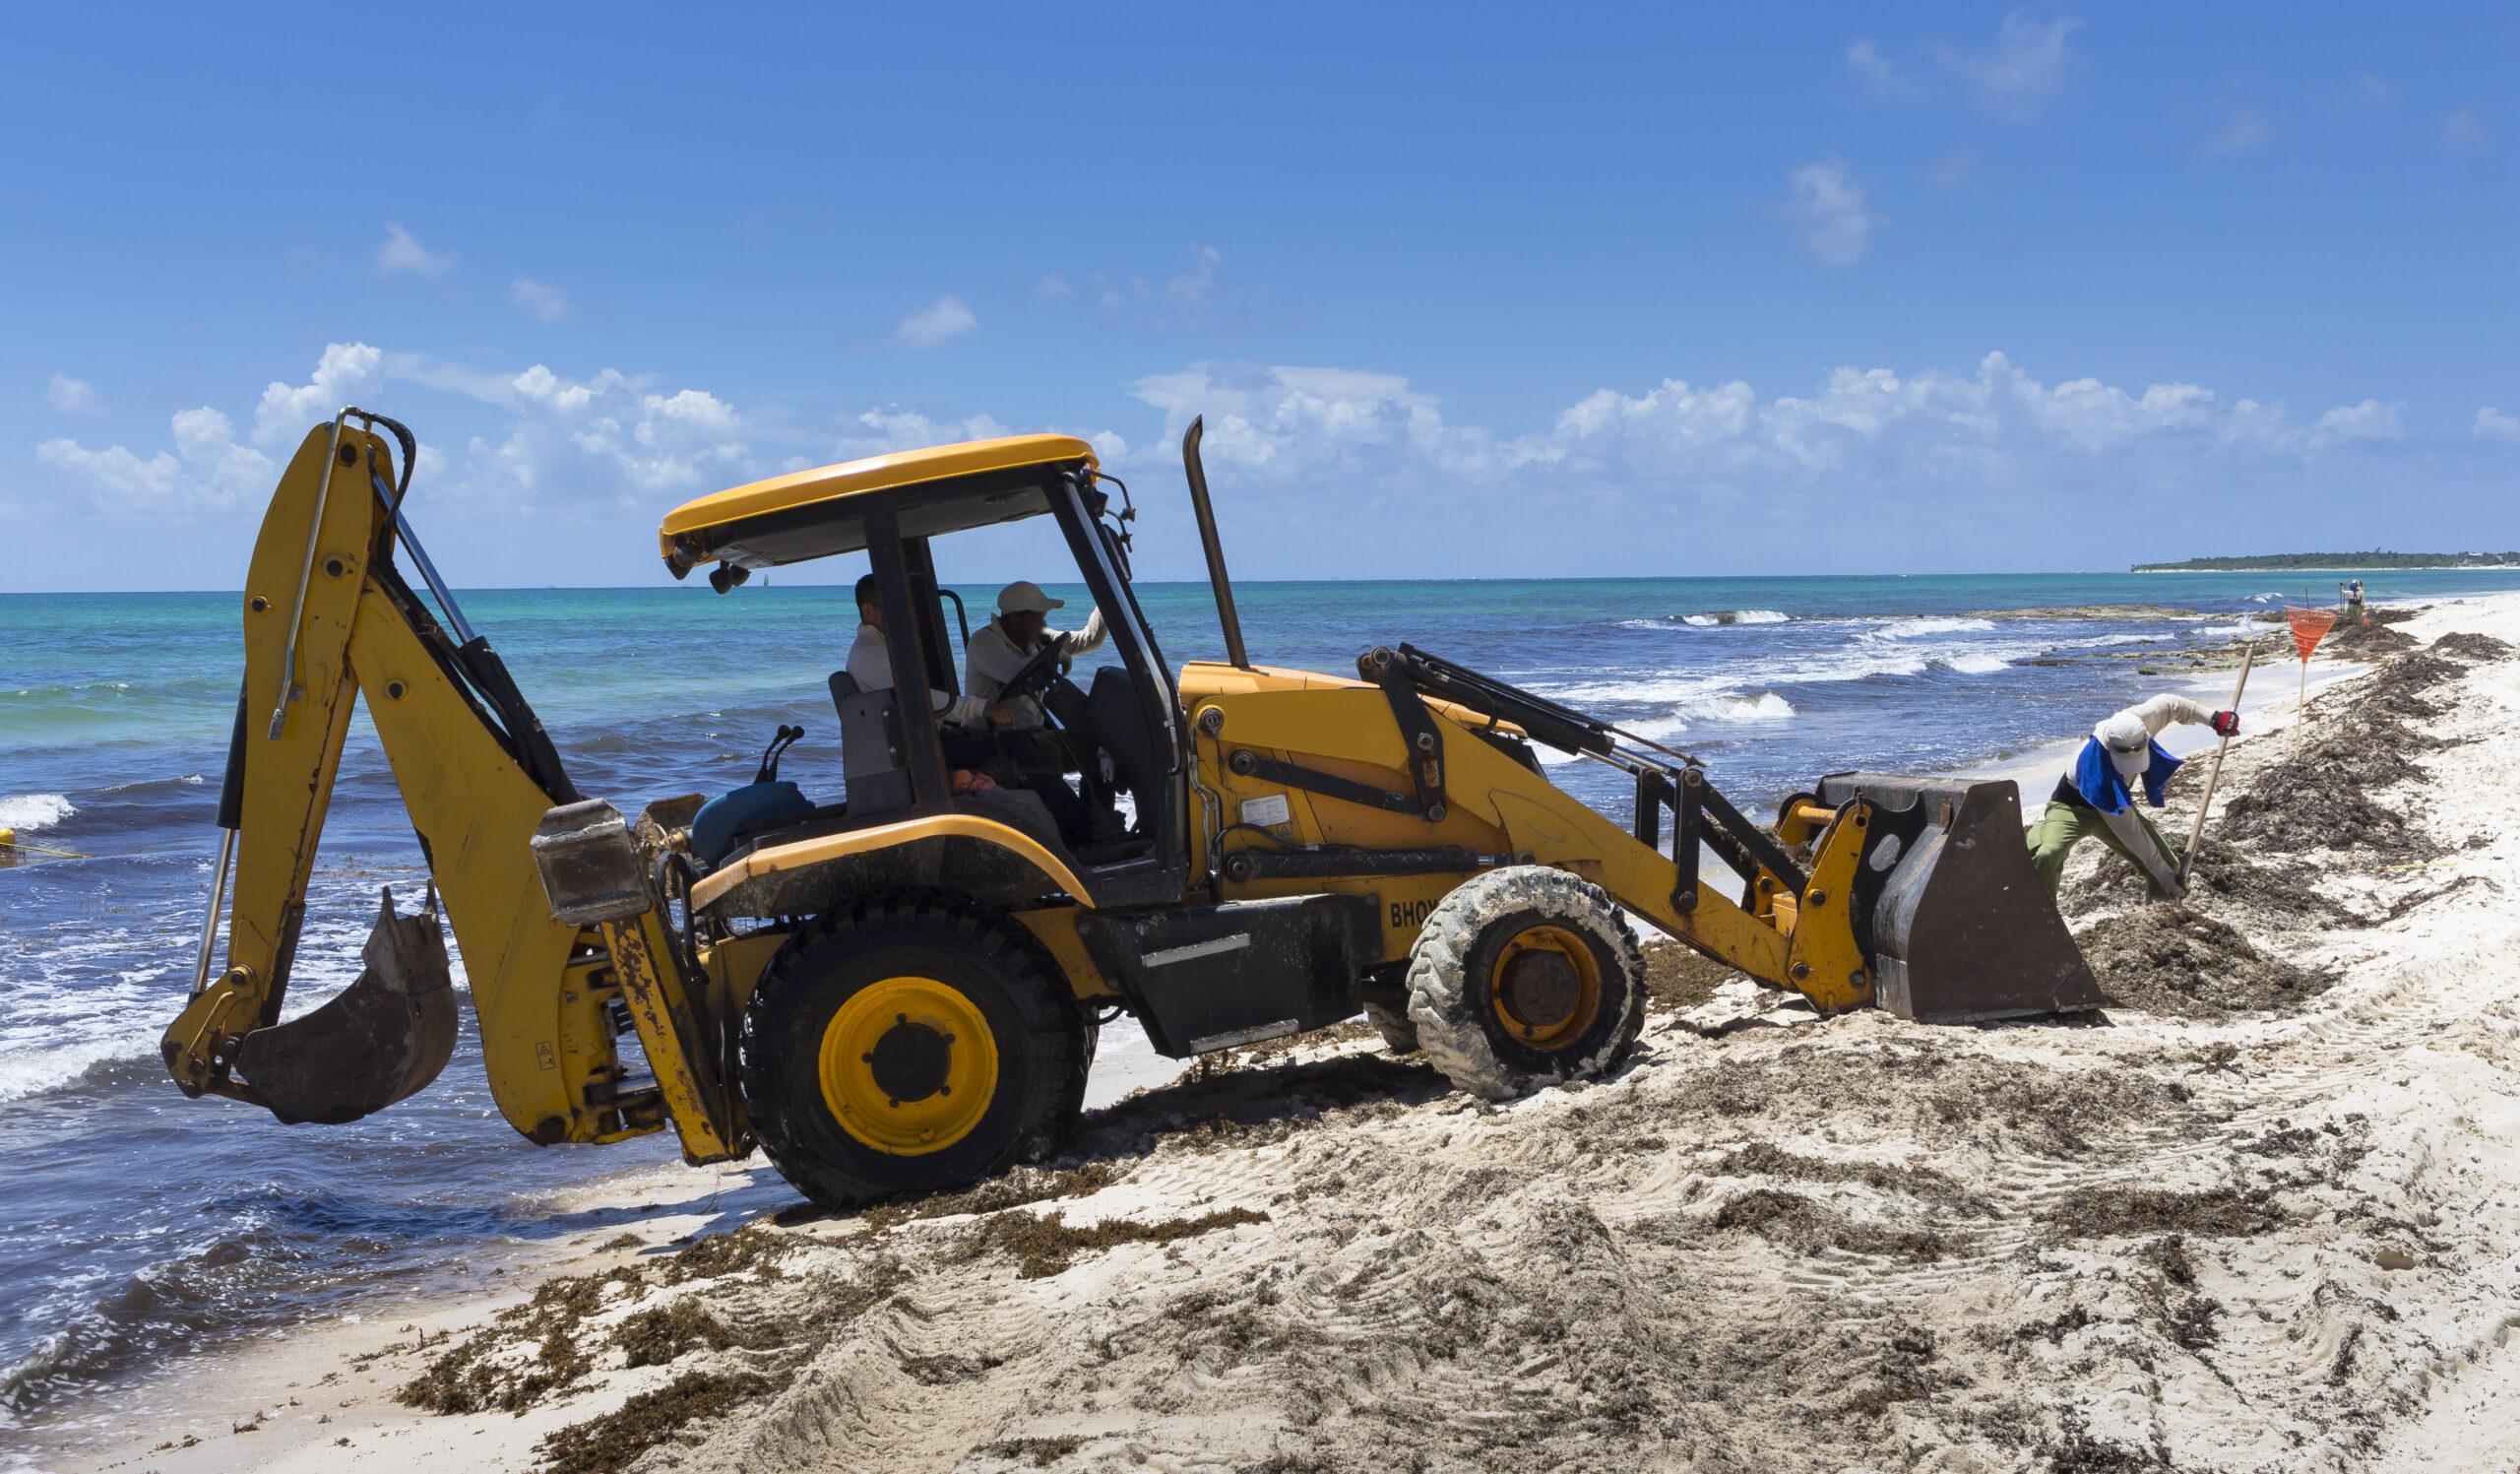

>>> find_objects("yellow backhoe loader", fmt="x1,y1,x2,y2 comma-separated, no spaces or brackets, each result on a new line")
162,409,2099,1207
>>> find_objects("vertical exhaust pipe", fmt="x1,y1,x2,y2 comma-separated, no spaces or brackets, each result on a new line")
1180,416,1252,670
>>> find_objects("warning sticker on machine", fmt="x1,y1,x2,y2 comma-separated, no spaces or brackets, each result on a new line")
1239,793,1292,827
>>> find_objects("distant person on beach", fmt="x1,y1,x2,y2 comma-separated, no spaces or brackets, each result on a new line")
2341,579,2367,624
2028,693,2239,900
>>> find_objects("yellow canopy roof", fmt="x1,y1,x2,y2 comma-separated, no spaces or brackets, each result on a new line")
659,433,1098,572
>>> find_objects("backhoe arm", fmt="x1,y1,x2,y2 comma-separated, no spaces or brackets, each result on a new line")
160,417,683,1144
163,419,391,1106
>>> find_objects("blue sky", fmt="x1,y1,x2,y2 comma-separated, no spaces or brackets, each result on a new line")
7,4,2514,591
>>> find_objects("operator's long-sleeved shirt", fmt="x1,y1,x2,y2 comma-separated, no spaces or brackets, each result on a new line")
2116,692,2216,740
846,622,986,726
963,609,1107,728
2051,691,2218,895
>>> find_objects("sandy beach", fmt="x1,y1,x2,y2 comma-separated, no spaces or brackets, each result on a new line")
29,595,2520,1474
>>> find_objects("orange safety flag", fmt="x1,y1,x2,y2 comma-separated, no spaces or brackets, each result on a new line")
2286,607,2337,661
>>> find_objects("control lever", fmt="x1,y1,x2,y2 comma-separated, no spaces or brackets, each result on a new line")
755,725,805,783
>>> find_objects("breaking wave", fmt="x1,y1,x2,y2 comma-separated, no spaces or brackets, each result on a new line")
1537,689,1796,763
1862,616,1997,640
0,794,74,833
1679,609,1791,627
1937,653,2013,674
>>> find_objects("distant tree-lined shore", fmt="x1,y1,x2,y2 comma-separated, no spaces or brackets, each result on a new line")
2133,552,2520,572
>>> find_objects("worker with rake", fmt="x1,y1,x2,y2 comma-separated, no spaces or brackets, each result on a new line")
2029,694,2238,900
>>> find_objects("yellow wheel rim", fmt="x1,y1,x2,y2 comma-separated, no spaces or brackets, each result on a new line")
1488,924,1603,1051
816,977,998,1157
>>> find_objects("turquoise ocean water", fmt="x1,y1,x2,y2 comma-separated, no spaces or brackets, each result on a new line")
3,566,2514,1431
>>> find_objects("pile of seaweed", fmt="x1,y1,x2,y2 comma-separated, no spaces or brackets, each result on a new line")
2219,641,2470,861
1640,942,1738,1012
2327,623,2419,656
2060,845,2351,928
2076,903,2333,1019
2433,630,2515,663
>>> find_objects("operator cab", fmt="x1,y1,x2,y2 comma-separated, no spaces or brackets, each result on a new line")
658,436,1189,912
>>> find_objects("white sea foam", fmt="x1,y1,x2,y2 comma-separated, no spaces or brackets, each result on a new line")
1862,616,1997,640
1536,690,1796,762
0,794,74,833
1545,621,2178,705
1679,609,1792,627
0,873,449,1106
1681,691,1796,723
1937,653,2013,674
0,1033,160,1105
1548,647,1933,704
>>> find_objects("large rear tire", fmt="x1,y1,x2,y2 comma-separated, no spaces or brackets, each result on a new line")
738,895,1087,1209
1406,866,1645,1101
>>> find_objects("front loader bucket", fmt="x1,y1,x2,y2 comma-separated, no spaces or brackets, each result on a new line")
234,888,459,1124
1813,774,2102,1024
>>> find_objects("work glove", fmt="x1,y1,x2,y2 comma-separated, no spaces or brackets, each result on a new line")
2211,709,2240,737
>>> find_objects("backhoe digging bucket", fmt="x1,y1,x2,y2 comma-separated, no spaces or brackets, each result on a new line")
1811,774,2102,1024
234,887,460,1124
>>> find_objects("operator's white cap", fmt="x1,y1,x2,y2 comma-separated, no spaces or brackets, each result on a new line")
2095,712,2153,780
997,580,1064,615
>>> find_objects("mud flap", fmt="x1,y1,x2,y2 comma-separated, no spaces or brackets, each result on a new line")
235,887,460,1124
1814,774,2103,1024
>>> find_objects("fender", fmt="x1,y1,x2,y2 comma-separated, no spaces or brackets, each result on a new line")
691,811,1097,917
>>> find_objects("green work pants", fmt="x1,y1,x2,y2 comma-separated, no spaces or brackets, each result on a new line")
2028,799,2182,901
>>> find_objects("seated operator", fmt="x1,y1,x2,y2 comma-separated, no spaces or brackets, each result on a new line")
846,574,1090,837
846,574,1010,769
963,580,1108,768
965,580,1109,722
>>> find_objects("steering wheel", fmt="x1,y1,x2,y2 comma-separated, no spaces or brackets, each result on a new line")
995,632,1073,705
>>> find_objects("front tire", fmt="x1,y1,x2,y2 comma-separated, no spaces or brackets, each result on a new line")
1406,866,1645,1101
1359,966,1419,1054
738,896,1087,1209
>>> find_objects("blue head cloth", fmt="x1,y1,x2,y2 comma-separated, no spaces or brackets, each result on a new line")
2071,735,2182,814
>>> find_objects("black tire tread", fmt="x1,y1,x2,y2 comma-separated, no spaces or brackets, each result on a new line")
1404,866,1646,1101
737,891,1087,1209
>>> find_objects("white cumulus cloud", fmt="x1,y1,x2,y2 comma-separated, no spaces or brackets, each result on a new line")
1059,245,1239,332
2312,399,2403,444
509,277,572,322
34,343,763,523
1933,9,2081,121
45,373,100,416
374,223,456,279
40,406,275,516
1118,352,2434,530
1845,39,1916,99
252,342,384,447
893,294,978,349
1776,160,1883,267
451,366,753,499
2473,407,2520,443
834,406,1012,461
